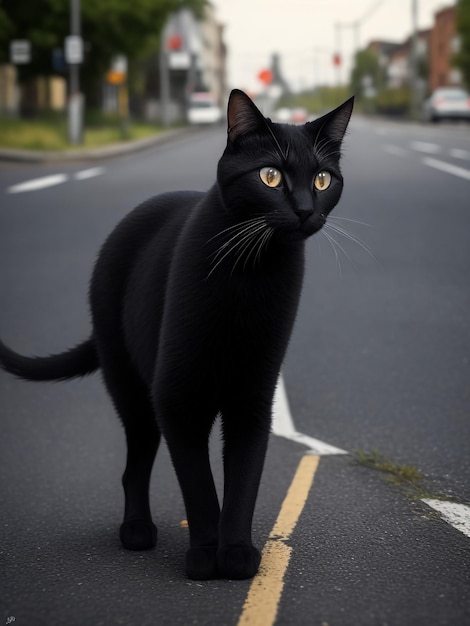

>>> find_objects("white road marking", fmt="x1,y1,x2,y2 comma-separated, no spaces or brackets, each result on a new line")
272,375,347,455
449,148,470,161
382,144,408,158
74,166,106,180
423,499,470,539
423,157,470,181
410,141,440,154
5,167,106,194
7,173,69,194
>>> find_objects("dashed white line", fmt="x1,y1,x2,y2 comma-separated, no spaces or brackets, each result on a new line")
410,140,441,154
6,167,106,194
74,166,106,180
382,144,408,158
382,145,470,181
272,375,347,455
423,157,470,181
423,499,470,539
449,148,470,161
7,173,69,194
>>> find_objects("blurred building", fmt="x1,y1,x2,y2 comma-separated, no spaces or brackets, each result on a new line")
0,65,18,114
1,4,225,121
390,32,429,90
0,66,66,115
139,4,226,124
199,3,227,103
270,53,290,96
428,6,461,91
365,3,462,98
367,31,430,91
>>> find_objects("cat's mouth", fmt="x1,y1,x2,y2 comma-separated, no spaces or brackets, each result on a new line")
295,213,326,239
268,212,326,242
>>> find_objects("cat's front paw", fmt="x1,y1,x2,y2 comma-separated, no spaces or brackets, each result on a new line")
120,519,157,551
185,545,219,580
217,545,261,580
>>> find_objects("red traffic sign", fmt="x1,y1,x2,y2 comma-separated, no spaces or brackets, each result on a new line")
167,35,182,51
258,69,273,86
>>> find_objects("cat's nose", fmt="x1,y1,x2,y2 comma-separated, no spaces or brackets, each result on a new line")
293,190,314,224
294,206,313,224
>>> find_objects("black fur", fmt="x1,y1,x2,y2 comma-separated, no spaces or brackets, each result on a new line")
0,90,353,580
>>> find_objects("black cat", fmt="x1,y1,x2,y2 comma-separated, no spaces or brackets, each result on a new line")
0,90,353,580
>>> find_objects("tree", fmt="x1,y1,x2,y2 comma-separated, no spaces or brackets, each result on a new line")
0,0,206,103
350,48,386,102
455,0,470,89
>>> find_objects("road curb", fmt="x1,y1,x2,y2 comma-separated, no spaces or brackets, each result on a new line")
0,126,198,164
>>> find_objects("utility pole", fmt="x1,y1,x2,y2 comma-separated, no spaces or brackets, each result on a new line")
410,0,420,119
334,23,342,86
159,29,170,128
66,0,83,144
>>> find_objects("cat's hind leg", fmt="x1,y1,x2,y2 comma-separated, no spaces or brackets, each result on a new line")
120,405,160,551
98,347,160,551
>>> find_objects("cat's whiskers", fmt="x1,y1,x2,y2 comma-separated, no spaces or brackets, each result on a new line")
230,230,263,275
229,226,268,275
240,226,272,273
207,221,268,279
328,215,374,229
325,221,381,267
205,217,264,246
313,135,336,158
252,227,274,269
317,148,342,161
209,219,266,261
321,229,343,278
323,227,358,273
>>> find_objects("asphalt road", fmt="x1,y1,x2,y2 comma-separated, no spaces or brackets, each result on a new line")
1,116,469,626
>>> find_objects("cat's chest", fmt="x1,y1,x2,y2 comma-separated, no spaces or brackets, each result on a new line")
214,272,300,341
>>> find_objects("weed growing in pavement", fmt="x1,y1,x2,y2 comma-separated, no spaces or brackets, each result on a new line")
355,449,452,502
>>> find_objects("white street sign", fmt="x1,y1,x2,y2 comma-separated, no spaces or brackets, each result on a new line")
65,35,83,64
168,51,191,70
10,40,31,64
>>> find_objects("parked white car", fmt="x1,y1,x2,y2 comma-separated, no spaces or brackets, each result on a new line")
422,87,470,123
187,92,222,125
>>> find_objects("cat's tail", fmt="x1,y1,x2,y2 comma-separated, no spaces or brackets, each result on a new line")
0,337,99,382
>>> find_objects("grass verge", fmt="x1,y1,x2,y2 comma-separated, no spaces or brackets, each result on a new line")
0,115,165,151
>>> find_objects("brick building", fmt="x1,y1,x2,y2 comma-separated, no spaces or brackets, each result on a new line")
428,6,462,92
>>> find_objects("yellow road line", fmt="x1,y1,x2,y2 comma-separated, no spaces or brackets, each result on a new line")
237,454,320,626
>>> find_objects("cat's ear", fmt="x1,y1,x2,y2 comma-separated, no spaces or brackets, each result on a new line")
227,89,266,142
307,96,354,143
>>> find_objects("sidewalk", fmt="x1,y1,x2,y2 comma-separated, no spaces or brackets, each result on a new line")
0,126,196,164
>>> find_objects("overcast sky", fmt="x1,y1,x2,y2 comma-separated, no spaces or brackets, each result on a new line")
211,0,456,92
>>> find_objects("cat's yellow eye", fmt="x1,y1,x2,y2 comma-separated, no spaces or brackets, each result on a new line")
259,167,282,188
314,171,332,191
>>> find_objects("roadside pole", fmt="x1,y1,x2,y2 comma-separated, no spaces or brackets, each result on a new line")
410,0,419,120
159,34,170,129
66,0,84,144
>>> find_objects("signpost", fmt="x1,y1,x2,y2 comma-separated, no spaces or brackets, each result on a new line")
67,0,83,145
106,55,129,139
10,40,31,65
65,35,83,65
